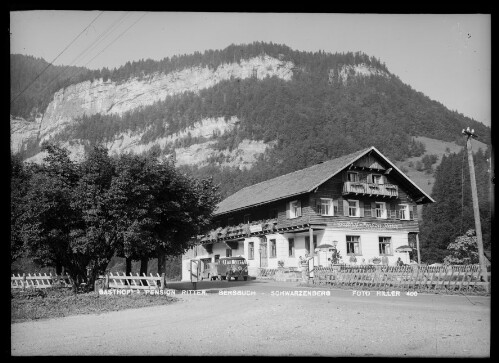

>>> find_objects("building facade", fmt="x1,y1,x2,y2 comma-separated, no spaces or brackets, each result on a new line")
182,147,435,280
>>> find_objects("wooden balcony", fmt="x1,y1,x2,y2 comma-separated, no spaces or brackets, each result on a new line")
201,219,278,243
343,181,398,198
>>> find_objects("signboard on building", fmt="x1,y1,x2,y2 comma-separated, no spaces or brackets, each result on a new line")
330,221,417,231
249,224,263,233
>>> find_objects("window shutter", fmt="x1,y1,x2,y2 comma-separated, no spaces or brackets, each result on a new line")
297,200,302,217
389,203,396,219
359,200,364,217
395,204,400,219
364,202,371,218
333,199,338,215
286,202,290,219
342,171,348,182
315,199,320,214
409,205,414,220
367,174,372,183
343,200,349,216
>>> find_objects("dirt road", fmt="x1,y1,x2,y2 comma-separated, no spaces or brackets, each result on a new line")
11,280,490,357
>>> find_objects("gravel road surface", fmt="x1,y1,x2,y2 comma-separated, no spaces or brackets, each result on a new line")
11,280,490,357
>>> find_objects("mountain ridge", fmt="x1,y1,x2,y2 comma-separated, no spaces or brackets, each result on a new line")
10,42,491,198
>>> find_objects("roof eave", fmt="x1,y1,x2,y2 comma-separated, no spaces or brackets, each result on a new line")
214,190,310,216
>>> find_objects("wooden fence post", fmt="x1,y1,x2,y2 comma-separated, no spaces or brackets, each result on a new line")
22,273,26,291
105,274,109,291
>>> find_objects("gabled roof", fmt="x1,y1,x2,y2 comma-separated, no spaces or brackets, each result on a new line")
215,146,435,216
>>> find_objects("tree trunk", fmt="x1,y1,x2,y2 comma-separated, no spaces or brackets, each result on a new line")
56,262,63,276
126,257,132,285
157,250,166,275
140,257,148,285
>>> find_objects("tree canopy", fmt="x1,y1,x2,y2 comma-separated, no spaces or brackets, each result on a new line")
11,144,220,291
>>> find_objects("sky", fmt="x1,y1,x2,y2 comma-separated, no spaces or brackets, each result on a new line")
9,11,491,127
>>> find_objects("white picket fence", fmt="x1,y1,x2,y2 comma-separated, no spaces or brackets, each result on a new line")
11,273,72,289
11,272,167,290
107,272,165,290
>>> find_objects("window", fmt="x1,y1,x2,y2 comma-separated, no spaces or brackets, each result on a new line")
226,248,232,257
244,214,251,224
372,174,384,184
289,200,302,218
270,239,277,258
348,200,360,217
346,236,361,255
214,255,220,263
248,242,254,260
305,236,318,255
347,172,359,182
288,238,295,257
318,198,333,216
375,202,387,219
399,204,411,220
379,237,392,255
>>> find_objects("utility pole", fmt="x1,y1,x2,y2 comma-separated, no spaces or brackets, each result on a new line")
462,127,489,292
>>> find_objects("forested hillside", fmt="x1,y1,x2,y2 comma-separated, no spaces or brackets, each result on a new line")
419,147,491,264
10,42,492,264
10,54,88,120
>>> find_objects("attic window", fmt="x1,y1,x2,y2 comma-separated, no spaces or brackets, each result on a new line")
372,174,384,184
347,172,359,182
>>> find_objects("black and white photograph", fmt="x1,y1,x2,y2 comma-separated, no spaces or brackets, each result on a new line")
9,10,491,357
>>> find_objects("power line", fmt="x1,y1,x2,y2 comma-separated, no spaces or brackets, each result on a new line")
39,12,131,94
38,12,147,101
83,12,147,69
10,11,104,105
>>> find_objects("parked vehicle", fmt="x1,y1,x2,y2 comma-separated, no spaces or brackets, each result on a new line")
201,257,249,281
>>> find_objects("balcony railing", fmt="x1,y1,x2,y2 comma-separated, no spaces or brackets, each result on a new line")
201,219,278,243
343,181,398,198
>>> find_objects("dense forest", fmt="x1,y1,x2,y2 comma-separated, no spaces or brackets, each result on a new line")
419,146,492,264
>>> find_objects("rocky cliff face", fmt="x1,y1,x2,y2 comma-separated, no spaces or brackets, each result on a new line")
12,55,391,169
329,63,391,85
10,116,40,154
14,55,292,167
37,55,294,143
